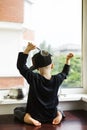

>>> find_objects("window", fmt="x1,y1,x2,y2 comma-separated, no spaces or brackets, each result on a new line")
32,0,82,88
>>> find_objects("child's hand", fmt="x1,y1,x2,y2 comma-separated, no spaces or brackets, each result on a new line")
66,53,74,60
24,42,36,54
66,53,74,65
27,42,36,51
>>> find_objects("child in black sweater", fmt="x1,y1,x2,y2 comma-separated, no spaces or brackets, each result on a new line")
14,43,74,126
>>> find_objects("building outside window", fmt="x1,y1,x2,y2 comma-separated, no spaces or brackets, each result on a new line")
0,0,34,89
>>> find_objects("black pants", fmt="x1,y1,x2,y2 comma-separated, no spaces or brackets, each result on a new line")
14,107,26,122
14,107,65,123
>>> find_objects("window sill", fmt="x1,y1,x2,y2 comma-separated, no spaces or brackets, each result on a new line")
0,94,87,104
0,97,27,105
59,94,83,102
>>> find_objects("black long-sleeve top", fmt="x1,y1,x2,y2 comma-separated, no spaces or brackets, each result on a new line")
17,52,70,123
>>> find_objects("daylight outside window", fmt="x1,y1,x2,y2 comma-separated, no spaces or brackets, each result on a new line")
32,0,82,88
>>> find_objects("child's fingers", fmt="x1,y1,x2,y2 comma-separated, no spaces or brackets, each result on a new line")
28,42,34,46
69,53,74,57
67,53,74,59
27,42,36,50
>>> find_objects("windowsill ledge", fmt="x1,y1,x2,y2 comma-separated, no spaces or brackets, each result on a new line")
59,94,86,102
0,96,27,105
0,94,87,105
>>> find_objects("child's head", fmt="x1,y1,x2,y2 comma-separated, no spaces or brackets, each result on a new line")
30,50,52,71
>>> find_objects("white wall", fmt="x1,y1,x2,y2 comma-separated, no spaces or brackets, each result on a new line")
0,22,23,76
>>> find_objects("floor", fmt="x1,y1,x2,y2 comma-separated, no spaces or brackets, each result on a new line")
0,110,87,130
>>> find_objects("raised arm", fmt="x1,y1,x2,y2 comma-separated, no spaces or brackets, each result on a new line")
17,42,36,77
57,53,74,86
61,53,74,77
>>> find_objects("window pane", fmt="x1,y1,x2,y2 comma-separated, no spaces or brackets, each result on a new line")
32,0,82,88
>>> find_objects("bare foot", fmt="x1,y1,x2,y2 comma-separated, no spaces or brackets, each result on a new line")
24,113,41,126
52,111,62,125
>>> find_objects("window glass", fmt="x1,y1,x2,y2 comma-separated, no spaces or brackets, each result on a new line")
32,0,82,88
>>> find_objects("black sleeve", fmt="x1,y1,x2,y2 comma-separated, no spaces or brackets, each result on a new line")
17,52,37,85
62,64,70,76
17,52,30,78
56,64,70,87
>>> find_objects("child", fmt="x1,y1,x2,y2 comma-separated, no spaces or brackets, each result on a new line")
14,42,74,126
